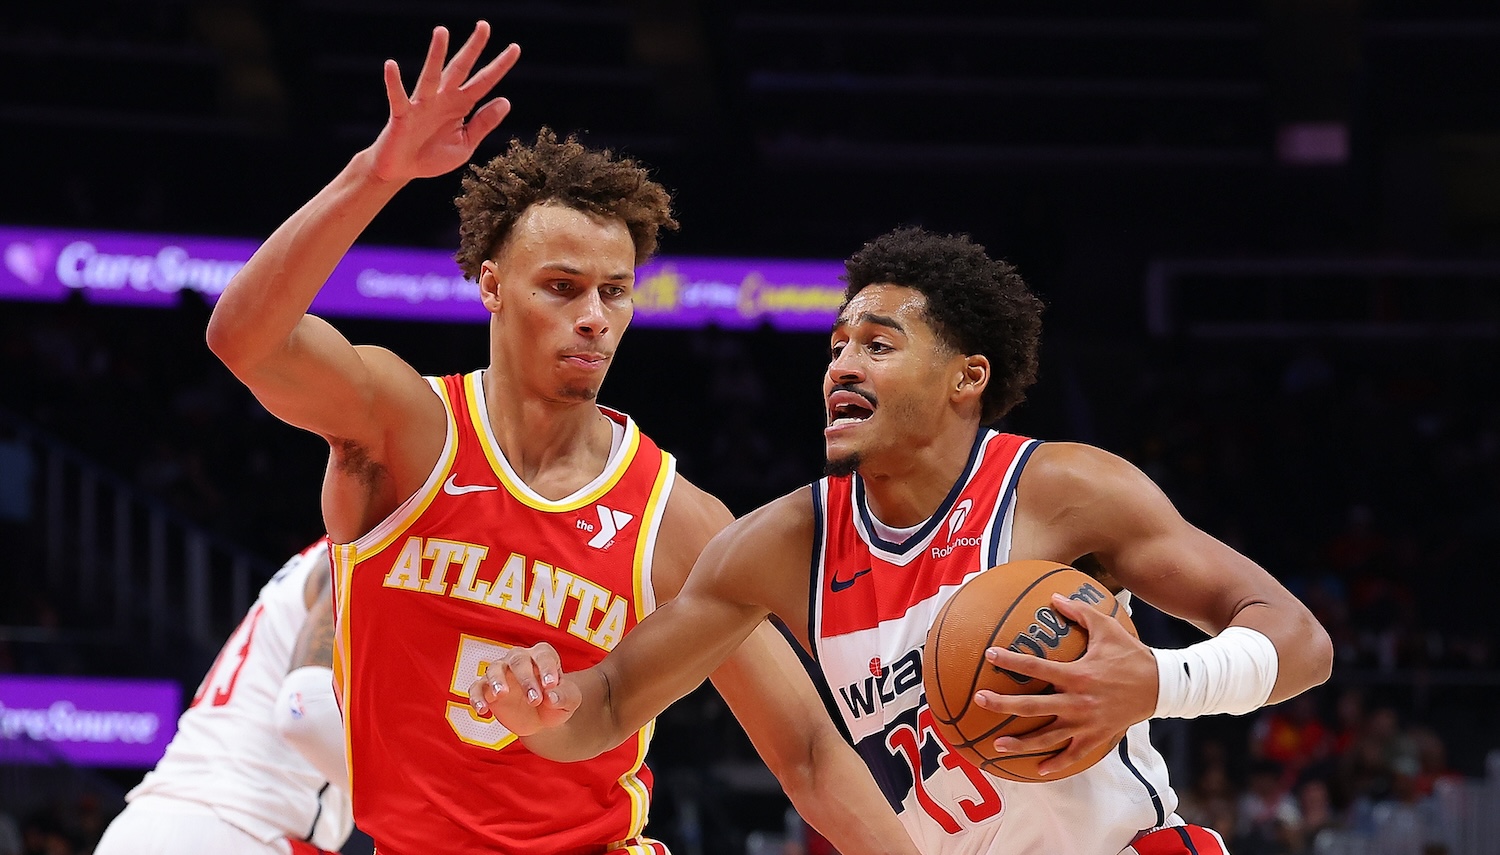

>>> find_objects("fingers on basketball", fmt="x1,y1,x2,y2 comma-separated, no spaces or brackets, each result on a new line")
923,559,1137,782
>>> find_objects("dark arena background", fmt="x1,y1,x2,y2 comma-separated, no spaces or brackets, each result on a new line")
3,1,1500,854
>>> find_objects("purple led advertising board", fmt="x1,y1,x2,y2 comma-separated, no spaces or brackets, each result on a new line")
0,224,846,331
0,675,180,768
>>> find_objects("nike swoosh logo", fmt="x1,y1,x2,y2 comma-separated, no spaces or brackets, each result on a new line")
829,567,872,593
443,474,498,495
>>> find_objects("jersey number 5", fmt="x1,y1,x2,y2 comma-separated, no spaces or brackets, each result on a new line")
447,634,519,751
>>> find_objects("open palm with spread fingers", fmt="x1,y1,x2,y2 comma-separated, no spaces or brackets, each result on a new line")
370,21,521,183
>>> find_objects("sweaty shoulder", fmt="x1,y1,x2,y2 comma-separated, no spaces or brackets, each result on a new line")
1013,441,1176,561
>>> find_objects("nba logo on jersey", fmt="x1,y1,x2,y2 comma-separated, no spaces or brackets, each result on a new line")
586,505,635,550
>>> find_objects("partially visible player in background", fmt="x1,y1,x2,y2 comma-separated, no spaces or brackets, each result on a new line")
94,539,352,855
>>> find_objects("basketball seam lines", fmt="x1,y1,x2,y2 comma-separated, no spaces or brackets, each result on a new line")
947,567,1074,725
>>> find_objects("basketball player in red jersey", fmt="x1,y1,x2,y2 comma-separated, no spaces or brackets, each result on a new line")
476,228,1335,855
206,21,916,855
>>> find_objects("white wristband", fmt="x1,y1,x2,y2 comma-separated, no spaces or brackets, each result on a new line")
1151,626,1279,719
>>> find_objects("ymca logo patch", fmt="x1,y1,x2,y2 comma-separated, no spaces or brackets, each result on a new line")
585,504,634,549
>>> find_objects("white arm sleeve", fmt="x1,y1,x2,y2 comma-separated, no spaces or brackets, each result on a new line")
1151,626,1280,719
274,665,349,788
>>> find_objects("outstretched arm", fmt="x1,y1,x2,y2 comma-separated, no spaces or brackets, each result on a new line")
472,497,777,759
714,623,920,855
472,486,919,854
206,24,519,449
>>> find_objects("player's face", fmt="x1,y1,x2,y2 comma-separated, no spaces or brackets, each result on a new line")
824,284,961,475
481,203,637,402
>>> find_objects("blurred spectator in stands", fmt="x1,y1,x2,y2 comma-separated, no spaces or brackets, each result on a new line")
1235,760,1304,855
1251,694,1333,789
1363,755,1444,855
1409,727,1463,800
1323,504,1387,578
1328,688,1366,758
19,807,75,855
1341,706,1404,802
1294,777,1339,854
1175,746,1238,839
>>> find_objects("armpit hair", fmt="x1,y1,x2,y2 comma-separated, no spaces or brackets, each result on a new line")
1071,552,1124,594
329,437,387,487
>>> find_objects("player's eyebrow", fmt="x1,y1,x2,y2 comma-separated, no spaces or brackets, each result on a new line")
542,262,633,282
831,312,905,334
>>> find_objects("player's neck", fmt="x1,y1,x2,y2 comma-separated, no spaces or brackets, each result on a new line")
481,367,613,489
857,423,980,528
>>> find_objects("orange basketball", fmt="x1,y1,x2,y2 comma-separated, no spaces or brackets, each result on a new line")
922,559,1137,782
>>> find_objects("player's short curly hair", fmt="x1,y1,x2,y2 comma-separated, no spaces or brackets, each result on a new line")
454,128,678,278
842,227,1044,424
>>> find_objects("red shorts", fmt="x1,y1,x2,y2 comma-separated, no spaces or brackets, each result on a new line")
1125,824,1230,855
374,838,668,855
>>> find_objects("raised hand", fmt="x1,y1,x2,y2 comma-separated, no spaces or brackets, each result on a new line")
467,642,582,737
971,593,1159,777
369,22,521,183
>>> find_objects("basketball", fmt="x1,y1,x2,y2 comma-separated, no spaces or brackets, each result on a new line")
923,559,1138,783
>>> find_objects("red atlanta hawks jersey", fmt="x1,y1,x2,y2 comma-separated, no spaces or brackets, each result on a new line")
331,371,676,855
807,430,1180,855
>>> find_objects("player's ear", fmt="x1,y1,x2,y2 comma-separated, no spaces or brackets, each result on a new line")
478,259,503,313
953,353,989,408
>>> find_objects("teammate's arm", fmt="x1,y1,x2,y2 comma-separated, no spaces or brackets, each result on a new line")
274,558,348,787
206,24,519,449
976,442,1333,773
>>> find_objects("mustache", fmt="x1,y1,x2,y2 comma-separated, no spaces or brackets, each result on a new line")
829,382,877,409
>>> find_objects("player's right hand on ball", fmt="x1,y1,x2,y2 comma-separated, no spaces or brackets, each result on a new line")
467,643,581,736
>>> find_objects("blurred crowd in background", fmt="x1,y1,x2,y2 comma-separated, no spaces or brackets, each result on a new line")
2,292,1496,855
5,0,1500,852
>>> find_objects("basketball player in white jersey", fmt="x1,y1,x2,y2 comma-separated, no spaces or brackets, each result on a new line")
474,228,1335,855
94,540,352,855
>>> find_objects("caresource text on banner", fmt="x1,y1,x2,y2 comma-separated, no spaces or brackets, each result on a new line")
0,224,847,331
0,675,181,768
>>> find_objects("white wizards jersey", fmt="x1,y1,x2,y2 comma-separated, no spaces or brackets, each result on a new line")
129,540,352,849
807,432,1179,855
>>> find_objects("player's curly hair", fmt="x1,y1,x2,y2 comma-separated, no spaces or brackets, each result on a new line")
454,128,678,278
842,227,1044,424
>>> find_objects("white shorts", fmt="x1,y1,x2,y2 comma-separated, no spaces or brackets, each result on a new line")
95,795,295,855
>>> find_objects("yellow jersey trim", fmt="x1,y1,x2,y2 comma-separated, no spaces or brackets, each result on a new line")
464,371,641,513
631,454,676,622
342,377,460,557
331,543,357,787
616,719,656,840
